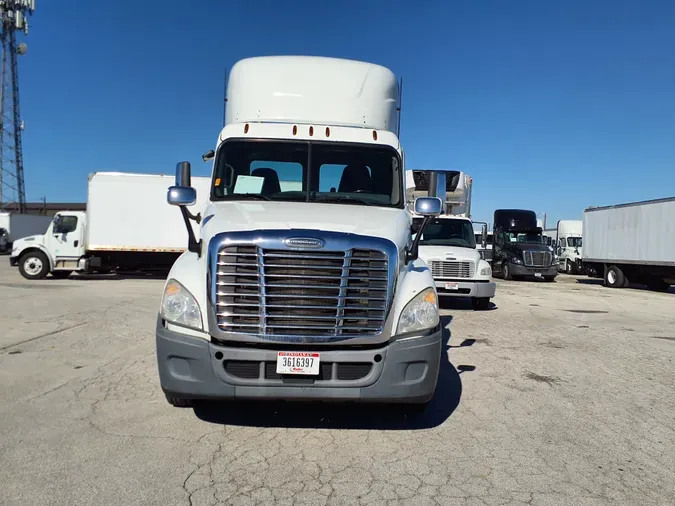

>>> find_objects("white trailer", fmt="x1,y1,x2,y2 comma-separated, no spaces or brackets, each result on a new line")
583,197,675,291
0,212,52,253
10,172,211,279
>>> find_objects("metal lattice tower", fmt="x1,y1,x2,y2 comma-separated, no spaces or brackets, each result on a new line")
0,0,34,213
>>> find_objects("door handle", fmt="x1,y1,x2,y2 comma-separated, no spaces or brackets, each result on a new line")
74,240,79,247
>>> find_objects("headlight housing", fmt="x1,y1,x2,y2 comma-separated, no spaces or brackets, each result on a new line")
480,264,492,276
161,279,202,330
396,287,440,335
510,256,523,265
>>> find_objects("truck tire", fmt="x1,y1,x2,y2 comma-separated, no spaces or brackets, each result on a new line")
604,265,624,288
566,261,574,274
472,297,490,310
503,263,513,280
165,394,194,408
51,271,72,279
18,251,50,280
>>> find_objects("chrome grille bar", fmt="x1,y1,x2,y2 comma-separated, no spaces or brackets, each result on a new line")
429,260,475,279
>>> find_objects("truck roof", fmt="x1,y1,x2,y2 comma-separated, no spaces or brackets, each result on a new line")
584,196,675,213
224,56,399,132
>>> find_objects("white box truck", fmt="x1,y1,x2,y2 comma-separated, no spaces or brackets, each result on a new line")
10,172,210,279
156,55,448,409
0,212,52,253
582,197,675,291
407,170,495,310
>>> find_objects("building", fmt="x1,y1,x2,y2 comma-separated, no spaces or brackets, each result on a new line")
0,202,86,218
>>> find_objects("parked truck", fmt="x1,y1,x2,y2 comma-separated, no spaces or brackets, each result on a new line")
407,170,495,310
157,55,448,409
555,219,583,274
0,211,52,254
491,209,557,281
583,197,675,291
10,172,210,279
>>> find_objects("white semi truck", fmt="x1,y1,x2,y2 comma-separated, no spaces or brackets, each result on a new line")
0,211,52,254
407,170,495,310
10,172,210,279
157,55,448,409
554,219,583,274
582,197,675,291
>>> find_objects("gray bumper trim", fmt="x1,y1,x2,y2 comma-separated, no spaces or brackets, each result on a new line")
156,317,442,404
509,263,557,277
434,280,496,298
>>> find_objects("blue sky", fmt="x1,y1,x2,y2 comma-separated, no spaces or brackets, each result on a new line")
18,0,675,225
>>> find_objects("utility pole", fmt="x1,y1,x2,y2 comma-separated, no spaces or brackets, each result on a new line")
0,0,34,213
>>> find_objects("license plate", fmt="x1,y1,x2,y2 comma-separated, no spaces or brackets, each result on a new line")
444,282,459,290
534,272,543,277
276,352,320,375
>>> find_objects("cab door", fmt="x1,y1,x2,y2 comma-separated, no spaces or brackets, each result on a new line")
46,214,85,260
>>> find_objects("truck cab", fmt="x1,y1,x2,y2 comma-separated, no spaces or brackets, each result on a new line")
10,211,87,279
492,209,557,281
156,56,447,408
408,170,495,310
555,219,583,274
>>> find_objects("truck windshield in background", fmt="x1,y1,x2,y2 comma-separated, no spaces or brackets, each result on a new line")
413,218,476,248
567,237,582,248
507,231,543,244
212,140,402,208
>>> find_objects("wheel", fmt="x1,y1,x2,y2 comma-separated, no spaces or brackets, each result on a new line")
472,297,490,310
544,276,556,282
604,265,624,288
503,262,512,280
647,278,669,292
164,393,194,408
18,251,50,280
51,270,72,279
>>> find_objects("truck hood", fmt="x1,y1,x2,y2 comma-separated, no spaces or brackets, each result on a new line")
200,201,411,250
418,245,481,263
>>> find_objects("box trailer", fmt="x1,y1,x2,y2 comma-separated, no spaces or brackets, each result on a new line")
9,172,211,279
582,197,675,291
0,212,52,253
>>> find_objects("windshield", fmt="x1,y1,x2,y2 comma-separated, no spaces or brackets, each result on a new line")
507,231,543,244
567,237,582,248
414,218,476,248
211,140,402,208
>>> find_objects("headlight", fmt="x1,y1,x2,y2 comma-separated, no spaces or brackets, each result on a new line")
396,287,439,335
161,279,202,330
480,265,492,276
510,256,523,265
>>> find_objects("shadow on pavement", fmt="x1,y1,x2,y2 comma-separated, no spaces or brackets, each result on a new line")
194,317,470,430
439,297,498,311
576,278,674,294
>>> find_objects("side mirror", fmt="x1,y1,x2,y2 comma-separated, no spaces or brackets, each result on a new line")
481,225,487,248
167,186,196,206
202,150,215,162
414,197,443,216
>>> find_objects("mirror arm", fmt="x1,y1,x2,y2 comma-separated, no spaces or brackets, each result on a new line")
184,209,201,224
406,215,432,263
179,206,201,256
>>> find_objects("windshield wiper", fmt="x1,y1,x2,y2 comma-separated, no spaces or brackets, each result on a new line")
312,195,374,206
225,194,272,201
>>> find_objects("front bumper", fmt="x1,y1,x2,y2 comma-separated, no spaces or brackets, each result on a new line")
156,317,442,404
434,280,496,298
509,263,557,277
8,255,18,266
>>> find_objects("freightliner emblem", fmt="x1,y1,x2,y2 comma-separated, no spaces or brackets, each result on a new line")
284,237,325,249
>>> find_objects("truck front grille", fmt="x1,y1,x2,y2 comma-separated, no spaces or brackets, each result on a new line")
523,251,552,267
429,260,475,279
215,246,388,337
